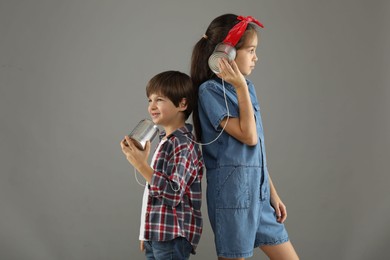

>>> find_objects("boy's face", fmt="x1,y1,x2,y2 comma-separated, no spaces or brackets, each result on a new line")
235,32,259,76
148,93,186,128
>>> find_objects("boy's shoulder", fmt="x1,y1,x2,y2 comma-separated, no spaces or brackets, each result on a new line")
160,124,194,145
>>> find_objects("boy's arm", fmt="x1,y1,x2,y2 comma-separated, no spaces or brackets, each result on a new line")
121,137,153,183
148,138,193,207
122,135,196,207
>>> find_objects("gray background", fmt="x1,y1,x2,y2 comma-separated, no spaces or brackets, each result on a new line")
1,0,389,259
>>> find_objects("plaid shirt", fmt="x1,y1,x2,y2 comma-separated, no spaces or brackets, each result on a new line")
145,124,204,252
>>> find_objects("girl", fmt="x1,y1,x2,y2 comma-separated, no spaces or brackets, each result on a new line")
191,14,299,260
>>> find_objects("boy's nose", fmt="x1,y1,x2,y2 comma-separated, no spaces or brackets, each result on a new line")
149,102,157,110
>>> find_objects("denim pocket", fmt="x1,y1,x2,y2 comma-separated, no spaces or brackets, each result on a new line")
253,104,263,134
216,166,249,209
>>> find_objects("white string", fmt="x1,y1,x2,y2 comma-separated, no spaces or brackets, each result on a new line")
133,79,229,187
169,180,180,192
187,79,230,146
134,166,181,192
134,167,146,187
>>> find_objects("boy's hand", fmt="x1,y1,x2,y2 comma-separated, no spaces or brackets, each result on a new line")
140,240,144,252
120,136,150,170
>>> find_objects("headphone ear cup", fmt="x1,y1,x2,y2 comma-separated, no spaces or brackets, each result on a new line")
208,43,236,74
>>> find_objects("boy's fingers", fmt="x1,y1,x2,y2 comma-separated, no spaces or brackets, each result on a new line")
125,137,137,150
145,141,151,152
120,138,128,149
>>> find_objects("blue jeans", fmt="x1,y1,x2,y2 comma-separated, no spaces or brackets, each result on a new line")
144,237,193,260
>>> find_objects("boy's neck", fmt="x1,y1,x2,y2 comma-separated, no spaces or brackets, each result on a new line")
162,121,186,138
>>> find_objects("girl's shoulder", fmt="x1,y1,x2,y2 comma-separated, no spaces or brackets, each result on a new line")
200,78,254,88
199,78,221,90
199,78,236,95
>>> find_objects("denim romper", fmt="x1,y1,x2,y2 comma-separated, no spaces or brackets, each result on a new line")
198,78,289,258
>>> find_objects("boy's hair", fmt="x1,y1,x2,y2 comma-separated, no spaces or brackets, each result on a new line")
146,71,194,120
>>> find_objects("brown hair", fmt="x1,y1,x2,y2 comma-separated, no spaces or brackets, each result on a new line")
190,14,258,139
146,70,194,120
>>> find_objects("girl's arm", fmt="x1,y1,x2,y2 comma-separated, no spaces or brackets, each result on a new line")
218,59,257,146
269,174,288,223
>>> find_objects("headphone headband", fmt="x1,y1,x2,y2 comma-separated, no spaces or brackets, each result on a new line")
223,15,264,46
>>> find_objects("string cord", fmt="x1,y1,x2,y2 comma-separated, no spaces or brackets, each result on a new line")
134,167,181,192
188,79,230,146
134,167,146,187
133,79,229,187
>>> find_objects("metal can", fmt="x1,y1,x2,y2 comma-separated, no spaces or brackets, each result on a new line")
128,119,159,150
208,42,236,74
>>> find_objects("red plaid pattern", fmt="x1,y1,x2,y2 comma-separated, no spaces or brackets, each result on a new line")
144,124,204,252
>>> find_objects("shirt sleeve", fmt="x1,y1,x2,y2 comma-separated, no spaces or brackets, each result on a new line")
148,137,193,207
198,81,239,131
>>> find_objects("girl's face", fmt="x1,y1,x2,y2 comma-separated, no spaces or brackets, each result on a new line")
147,93,185,129
235,32,259,76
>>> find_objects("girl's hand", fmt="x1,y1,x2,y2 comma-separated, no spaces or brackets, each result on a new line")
216,58,246,89
140,240,145,252
270,193,288,223
120,136,150,170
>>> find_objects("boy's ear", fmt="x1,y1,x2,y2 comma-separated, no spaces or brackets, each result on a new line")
179,98,188,111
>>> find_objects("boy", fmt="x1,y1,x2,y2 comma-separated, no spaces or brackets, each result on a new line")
120,71,204,259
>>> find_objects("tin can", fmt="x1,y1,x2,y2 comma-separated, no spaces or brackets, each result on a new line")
128,119,159,150
208,43,236,74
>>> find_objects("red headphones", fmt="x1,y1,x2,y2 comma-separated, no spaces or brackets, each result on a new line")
208,16,264,74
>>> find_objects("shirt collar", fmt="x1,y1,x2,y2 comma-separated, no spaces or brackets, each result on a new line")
159,123,193,140
212,77,251,92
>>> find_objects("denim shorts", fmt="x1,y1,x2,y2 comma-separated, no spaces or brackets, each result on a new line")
206,166,289,258
143,237,193,260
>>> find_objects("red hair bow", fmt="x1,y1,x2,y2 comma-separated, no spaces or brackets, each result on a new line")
223,15,264,46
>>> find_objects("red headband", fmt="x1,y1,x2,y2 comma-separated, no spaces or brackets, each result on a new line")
223,16,264,46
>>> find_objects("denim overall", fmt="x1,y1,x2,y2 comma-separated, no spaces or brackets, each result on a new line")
198,78,289,258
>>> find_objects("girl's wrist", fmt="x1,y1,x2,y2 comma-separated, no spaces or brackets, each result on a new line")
233,81,247,90
270,190,279,199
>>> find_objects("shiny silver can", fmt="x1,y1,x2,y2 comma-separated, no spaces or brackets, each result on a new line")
128,119,159,150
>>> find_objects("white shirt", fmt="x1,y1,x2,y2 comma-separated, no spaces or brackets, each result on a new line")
139,139,167,240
